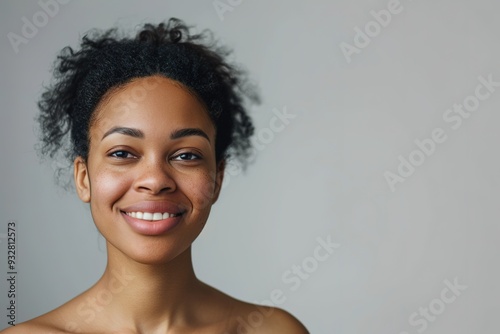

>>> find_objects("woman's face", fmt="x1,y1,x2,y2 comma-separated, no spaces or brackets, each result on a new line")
74,76,223,264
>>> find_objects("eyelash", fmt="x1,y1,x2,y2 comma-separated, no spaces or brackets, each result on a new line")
108,150,201,161
172,152,201,161
109,150,136,159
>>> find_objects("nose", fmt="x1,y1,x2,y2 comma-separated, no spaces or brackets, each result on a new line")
133,157,176,195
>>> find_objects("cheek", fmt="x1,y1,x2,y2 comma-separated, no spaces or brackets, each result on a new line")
181,171,217,211
90,168,130,210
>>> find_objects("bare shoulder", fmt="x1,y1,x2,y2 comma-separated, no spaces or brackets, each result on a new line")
259,307,309,333
0,302,81,334
230,302,309,334
0,320,67,334
198,282,308,333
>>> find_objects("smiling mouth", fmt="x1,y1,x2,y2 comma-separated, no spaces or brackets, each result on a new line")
122,211,183,221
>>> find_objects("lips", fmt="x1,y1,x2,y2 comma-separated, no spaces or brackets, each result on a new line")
120,201,186,235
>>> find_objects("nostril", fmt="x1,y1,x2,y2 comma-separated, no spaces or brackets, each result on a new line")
135,179,176,194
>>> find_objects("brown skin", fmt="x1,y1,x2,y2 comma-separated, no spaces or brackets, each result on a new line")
1,76,308,334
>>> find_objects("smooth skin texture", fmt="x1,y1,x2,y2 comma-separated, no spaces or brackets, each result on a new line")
1,76,308,334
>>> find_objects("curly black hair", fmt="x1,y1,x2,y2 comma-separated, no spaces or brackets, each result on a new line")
37,18,258,183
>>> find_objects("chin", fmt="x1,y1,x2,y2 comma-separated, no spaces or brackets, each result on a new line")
105,235,192,266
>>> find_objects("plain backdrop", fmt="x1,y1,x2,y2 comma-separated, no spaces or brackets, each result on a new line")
1,0,500,333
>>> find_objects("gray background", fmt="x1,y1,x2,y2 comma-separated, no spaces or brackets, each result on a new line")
1,0,499,333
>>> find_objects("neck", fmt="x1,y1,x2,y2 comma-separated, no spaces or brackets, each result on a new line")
92,244,203,332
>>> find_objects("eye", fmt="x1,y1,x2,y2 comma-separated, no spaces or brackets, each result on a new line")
109,150,136,159
173,152,201,161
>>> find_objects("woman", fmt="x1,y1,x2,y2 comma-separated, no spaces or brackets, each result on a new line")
2,19,308,333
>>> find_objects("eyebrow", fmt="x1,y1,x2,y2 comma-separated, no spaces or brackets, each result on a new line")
171,128,210,142
101,127,144,140
101,126,210,142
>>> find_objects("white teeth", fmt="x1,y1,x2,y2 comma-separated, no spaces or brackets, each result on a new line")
125,211,178,221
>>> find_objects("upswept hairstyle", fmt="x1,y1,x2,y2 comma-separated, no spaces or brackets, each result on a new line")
37,18,258,182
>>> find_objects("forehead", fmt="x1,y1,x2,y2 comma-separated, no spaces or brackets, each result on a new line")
90,76,215,138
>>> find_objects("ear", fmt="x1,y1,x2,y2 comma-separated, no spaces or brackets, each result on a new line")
74,156,91,203
211,160,225,204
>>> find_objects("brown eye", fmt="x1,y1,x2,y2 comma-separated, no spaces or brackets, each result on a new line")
173,152,201,161
109,150,136,159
